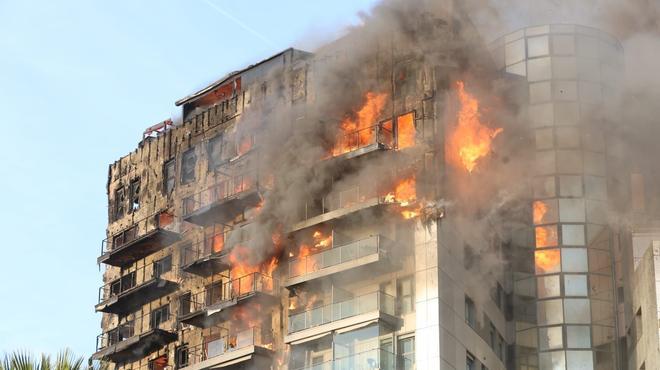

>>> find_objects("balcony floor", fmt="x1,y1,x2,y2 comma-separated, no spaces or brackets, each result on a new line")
98,228,181,267
290,198,392,233
92,329,177,363
285,251,390,289
179,292,278,328
180,346,273,370
183,190,261,227
181,253,231,277
95,278,178,315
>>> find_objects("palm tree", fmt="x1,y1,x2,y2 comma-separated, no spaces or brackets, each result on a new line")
0,349,105,370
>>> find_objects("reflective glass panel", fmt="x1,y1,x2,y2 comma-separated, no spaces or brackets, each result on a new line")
584,176,606,200
528,36,550,57
534,176,556,198
536,249,561,274
554,103,579,126
562,249,588,273
566,350,594,370
539,326,563,350
559,175,583,197
538,275,561,298
528,57,552,82
562,225,585,246
539,350,566,370
506,39,526,65
535,151,556,175
534,199,559,225
559,199,586,222
531,103,555,127
566,326,591,348
564,298,591,324
531,82,552,103
536,226,559,248
564,274,588,296
553,35,575,55
538,299,564,325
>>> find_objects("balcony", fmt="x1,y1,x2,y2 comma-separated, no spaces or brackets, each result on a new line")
176,327,274,370
180,233,231,277
98,211,181,267
328,121,394,161
96,260,178,315
294,348,412,370
92,307,177,363
285,291,400,344
179,273,278,328
286,236,392,288
182,156,263,227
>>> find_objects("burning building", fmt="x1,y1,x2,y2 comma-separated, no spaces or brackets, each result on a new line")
92,1,660,370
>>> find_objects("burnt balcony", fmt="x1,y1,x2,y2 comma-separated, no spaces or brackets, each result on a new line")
98,211,181,267
175,327,274,370
182,156,263,227
285,235,392,288
92,306,177,363
328,120,395,161
96,258,178,315
293,348,412,370
179,273,278,328
285,291,399,344
180,233,231,277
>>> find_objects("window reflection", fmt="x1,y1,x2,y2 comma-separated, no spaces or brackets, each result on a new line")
535,249,561,273
536,226,559,248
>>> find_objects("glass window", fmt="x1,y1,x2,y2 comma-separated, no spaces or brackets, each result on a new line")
557,151,583,174
517,328,538,349
564,274,588,296
530,103,555,127
536,226,559,248
562,225,585,246
539,350,566,370
556,127,580,149
553,81,578,101
528,57,552,81
536,128,554,149
208,135,224,169
552,57,577,79
562,249,589,273
163,159,176,195
566,326,591,348
539,326,563,350
564,299,591,324
534,176,556,198
506,61,527,76
566,350,594,370
466,352,476,370
397,276,414,314
559,176,583,197
181,149,196,184
554,102,579,126
538,275,561,298
535,151,556,175
536,249,561,274
465,296,477,328
129,179,141,212
534,199,559,225
505,39,526,65
584,176,606,200
528,36,550,57
553,35,575,55
559,198,586,222
530,82,552,103
398,336,415,370
538,299,564,325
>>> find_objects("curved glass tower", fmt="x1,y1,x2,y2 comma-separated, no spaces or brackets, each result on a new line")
491,24,624,370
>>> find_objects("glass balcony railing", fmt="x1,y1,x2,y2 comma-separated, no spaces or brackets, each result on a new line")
288,236,385,279
175,327,273,369
330,121,394,158
182,171,259,218
294,348,412,370
288,291,395,333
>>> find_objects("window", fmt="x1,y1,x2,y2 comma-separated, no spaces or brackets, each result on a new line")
153,255,172,277
465,296,476,329
150,304,169,329
498,334,505,361
208,135,224,170
466,352,476,370
114,187,126,220
163,159,176,194
206,281,223,306
176,345,190,368
398,336,414,370
489,323,496,348
181,149,196,184
179,292,191,316
148,355,168,370
129,179,140,212
397,276,414,314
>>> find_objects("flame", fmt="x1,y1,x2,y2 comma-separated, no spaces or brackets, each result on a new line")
533,201,548,224
536,225,558,248
535,249,560,273
212,232,224,254
331,92,388,157
230,304,262,330
228,244,278,296
397,113,415,149
237,135,254,156
447,81,502,173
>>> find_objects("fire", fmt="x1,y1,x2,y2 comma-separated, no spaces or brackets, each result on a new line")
397,113,415,149
535,249,560,273
536,225,558,248
447,81,502,173
228,245,278,296
291,230,333,276
385,175,417,205
533,201,548,224
212,232,224,254
331,92,388,157
237,135,254,156
230,304,262,331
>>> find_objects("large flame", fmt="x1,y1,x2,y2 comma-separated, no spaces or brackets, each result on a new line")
533,201,548,224
291,230,333,276
533,200,557,247
397,113,415,149
228,244,278,296
331,92,388,157
447,81,502,173
535,249,560,273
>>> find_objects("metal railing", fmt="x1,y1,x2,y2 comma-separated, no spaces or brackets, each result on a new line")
180,273,278,315
297,183,383,222
293,348,411,370
98,260,178,304
180,231,230,268
288,291,395,333
101,210,175,257
331,121,394,158
182,170,260,218
175,327,273,369
288,236,385,278
96,305,175,351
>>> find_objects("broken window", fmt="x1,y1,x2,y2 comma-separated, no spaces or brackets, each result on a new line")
176,345,190,368
208,135,224,170
465,295,476,328
181,149,196,184
148,355,168,370
129,179,140,212
179,292,192,316
206,282,223,305
153,255,172,278
150,304,169,329
163,159,176,195
114,187,126,220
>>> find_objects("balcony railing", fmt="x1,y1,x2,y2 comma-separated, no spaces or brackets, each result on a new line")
175,327,273,369
297,183,385,224
288,236,385,279
183,171,259,217
293,348,411,370
288,291,395,333
95,306,175,352
330,121,394,158
101,211,175,257
97,261,178,305
181,231,230,268
181,273,278,315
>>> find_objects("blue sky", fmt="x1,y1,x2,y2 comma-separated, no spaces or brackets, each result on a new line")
0,0,380,358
